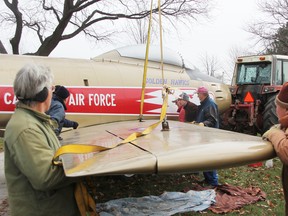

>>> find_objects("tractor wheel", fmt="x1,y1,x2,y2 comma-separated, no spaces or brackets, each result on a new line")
262,94,278,134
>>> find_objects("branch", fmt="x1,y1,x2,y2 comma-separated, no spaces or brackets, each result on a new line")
3,0,22,54
23,20,44,43
42,0,61,22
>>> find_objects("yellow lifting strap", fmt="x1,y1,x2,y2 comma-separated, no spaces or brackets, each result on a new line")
53,144,109,165
158,0,165,83
139,0,166,121
75,181,98,216
139,0,154,120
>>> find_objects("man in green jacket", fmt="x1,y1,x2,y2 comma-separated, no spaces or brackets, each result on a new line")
4,64,80,216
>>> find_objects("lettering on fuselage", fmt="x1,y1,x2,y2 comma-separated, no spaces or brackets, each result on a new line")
146,78,167,85
146,78,189,86
170,79,189,86
68,93,116,107
87,93,116,106
3,92,17,105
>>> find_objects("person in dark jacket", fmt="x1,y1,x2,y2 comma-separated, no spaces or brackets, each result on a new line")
196,86,220,186
4,64,80,216
176,92,198,122
46,85,79,140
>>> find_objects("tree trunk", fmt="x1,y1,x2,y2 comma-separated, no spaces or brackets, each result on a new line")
0,41,8,54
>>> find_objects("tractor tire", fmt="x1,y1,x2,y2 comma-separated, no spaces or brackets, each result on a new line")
262,94,278,135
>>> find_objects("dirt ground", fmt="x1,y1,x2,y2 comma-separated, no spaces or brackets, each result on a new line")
0,152,9,216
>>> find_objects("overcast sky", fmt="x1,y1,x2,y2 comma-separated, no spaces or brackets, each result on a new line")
48,0,264,82
0,0,265,82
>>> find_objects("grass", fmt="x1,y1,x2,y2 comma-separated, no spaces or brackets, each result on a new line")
92,159,285,215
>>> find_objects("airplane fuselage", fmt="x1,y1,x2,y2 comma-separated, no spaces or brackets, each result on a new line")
0,45,231,129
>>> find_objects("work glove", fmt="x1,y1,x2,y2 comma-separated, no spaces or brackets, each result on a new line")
190,121,204,126
198,122,205,127
57,135,63,141
73,121,79,129
262,124,281,141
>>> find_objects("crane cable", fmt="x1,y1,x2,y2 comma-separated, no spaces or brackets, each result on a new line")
158,0,164,83
138,0,170,130
157,0,170,131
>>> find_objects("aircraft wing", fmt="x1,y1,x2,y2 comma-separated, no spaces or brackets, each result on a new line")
60,120,276,177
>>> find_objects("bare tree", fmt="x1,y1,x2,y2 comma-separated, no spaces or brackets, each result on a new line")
247,0,288,53
266,23,288,54
126,18,151,44
217,46,253,84
0,0,211,56
200,52,220,77
124,2,157,45
227,46,251,73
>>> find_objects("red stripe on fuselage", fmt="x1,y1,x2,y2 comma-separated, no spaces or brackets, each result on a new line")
0,86,164,115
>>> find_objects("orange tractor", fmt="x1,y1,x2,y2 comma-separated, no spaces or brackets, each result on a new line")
221,54,288,135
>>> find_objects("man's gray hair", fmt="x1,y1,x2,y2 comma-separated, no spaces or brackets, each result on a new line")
14,64,54,104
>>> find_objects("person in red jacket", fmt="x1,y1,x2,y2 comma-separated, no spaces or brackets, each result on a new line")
176,92,198,122
262,82,288,215
173,98,185,122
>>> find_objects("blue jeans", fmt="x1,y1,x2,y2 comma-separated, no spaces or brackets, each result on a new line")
203,170,218,186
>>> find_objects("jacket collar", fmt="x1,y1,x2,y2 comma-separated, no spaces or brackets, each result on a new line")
17,103,58,128
200,96,209,105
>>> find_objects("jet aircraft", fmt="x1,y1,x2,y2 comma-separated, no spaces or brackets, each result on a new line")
0,44,230,128
0,45,275,176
